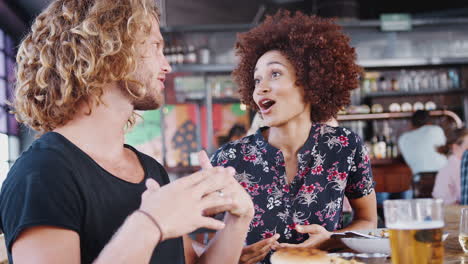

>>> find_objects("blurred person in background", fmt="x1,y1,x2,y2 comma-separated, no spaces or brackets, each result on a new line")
432,128,468,204
0,0,254,263
211,10,377,264
218,124,247,146
396,110,447,199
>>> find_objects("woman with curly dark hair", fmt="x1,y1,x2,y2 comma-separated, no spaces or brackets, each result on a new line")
210,10,377,264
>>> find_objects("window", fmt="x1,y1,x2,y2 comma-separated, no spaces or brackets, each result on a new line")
0,29,19,186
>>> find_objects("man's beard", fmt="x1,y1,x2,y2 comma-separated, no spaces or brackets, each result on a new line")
118,79,164,110
133,90,164,110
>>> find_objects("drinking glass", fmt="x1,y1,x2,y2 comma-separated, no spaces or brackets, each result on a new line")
384,199,444,264
459,208,468,253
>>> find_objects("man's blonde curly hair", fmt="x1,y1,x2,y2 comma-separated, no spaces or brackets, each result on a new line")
13,0,160,134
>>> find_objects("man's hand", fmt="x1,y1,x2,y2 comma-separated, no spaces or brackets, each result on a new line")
139,166,237,241
239,234,280,264
198,151,254,219
279,225,331,249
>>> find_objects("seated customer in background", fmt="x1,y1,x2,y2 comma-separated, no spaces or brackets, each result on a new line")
397,110,448,196
432,128,468,204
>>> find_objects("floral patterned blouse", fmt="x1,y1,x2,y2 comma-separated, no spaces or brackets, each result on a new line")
211,124,374,263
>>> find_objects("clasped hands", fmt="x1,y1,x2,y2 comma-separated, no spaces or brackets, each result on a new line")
138,150,254,241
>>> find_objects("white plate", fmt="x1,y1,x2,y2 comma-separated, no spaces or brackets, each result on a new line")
340,228,449,255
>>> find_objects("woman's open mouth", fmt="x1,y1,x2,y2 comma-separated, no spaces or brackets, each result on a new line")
258,98,276,114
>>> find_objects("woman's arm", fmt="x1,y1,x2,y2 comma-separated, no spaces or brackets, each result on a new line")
337,191,378,231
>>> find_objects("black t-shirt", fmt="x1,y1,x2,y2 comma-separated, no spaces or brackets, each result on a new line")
0,132,185,264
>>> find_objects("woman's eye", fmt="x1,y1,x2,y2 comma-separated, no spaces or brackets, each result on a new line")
272,71,281,78
254,79,260,85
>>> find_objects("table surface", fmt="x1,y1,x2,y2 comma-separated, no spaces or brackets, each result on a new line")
340,205,468,263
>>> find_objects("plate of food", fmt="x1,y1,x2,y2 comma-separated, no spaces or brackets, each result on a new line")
270,247,364,264
338,228,449,255
338,229,390,254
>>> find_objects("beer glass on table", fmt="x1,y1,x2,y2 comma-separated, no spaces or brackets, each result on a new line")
383,199,444,264
459,208,468,253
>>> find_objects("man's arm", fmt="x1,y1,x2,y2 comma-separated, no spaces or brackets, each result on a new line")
12,227,81,264
12,212,160,264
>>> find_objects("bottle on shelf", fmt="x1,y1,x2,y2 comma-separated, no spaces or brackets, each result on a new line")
184,45,197,64
175,45,184,64
370,136,378,159
391,136,399,158
198,46,211,65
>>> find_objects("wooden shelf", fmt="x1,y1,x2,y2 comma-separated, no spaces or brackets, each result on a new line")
171,58,468,73
337,110,463,128
364,88,465,98
371,157,405,166
171,64,234,73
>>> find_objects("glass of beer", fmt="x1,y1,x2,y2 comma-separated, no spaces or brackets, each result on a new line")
459,208,468,253
383,199,444,264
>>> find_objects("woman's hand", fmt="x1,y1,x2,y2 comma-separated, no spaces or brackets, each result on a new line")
279,224,331,249
239,234,280,264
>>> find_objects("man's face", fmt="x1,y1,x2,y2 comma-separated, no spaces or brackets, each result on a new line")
130,17,171,110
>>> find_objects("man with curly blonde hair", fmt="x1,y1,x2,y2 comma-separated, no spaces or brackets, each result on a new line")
0,0,253,263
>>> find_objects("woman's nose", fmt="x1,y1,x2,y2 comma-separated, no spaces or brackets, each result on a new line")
256,80,270,94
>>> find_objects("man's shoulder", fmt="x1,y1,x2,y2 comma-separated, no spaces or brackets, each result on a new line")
11,136,73,174
423,125,445,135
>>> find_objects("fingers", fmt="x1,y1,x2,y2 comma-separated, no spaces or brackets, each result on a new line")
200,191,234,216
244,251,270,264
145,178,160,191
176,166,232,189
176,169,211,187
279,242,302,248
243,234,279,254
240,234,280,263
295,224,323,234
198,150,213,169
203,205,234,216
194,167,236,197
199,216,226,231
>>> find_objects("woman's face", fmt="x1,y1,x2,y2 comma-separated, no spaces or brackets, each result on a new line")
252,50,311,128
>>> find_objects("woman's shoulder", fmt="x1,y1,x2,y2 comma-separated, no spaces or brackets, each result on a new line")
314,124,362,144
218,132,259,150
